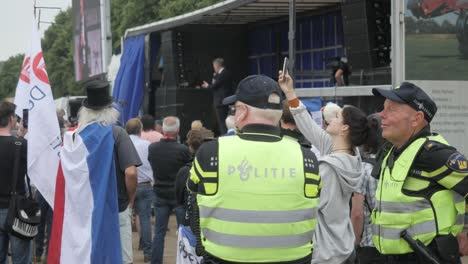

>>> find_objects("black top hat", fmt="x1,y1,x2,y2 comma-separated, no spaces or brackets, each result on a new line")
373,82,437,123
222,75,283,109
82,79,113,110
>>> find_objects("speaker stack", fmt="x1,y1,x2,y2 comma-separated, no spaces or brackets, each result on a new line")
341,0,391,70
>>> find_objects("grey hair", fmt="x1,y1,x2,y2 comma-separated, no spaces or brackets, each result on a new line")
163,116,180,135
77,106,119,132
225,115,236,130
213,58,224,67
247,105,282,124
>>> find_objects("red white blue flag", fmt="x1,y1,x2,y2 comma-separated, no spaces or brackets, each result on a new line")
48,123,122,264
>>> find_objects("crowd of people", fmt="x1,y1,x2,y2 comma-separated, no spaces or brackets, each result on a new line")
0,70,467,264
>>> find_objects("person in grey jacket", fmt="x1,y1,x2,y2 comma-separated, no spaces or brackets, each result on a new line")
279,71,372,264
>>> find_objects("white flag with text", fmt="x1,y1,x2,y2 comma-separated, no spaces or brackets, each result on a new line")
13,18,61,207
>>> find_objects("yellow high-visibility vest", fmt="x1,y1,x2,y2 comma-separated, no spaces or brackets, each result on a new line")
194,135,321,263
372,135,465,254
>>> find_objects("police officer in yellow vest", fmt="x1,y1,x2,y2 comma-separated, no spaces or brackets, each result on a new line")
372,82,467,263
187,75,321,264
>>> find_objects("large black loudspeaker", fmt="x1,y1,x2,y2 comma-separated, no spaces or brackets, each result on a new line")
153,25,248,137
342,0,391,70
155,31,213,139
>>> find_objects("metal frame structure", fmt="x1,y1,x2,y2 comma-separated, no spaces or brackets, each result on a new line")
124,0,341,38
124,0,394,98
392,0,405,85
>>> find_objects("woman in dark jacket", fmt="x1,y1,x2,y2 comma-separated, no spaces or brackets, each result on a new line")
175,128,214,226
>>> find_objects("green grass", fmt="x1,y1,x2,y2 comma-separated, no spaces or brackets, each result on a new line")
405,34,468,80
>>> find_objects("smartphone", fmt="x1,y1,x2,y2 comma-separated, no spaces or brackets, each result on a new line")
282,57,289,78
22,109,29,129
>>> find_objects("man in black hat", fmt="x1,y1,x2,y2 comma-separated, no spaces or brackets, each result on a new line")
371,82,467,263
187,75,321,263
78,79,141,264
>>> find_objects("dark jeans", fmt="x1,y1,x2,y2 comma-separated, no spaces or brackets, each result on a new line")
0,208,32,264
35,191,52,259
203,253,312,264
135,184,154,258
356,247,387,264
364,240,462,264
151,193,185,264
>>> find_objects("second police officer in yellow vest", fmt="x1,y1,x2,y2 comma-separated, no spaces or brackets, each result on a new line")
188,75,321,263
372,82,467,263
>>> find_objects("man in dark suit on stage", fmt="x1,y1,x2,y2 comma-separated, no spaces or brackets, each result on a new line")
202,58,233,134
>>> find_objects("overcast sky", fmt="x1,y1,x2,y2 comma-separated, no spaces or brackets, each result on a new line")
0,0,71,61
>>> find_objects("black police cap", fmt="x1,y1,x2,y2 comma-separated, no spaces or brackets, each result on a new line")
373,82,437,123
222,75,283,109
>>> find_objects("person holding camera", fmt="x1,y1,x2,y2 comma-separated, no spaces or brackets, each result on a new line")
330,57,350,86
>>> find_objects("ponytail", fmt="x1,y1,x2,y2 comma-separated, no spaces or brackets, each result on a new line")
341,105,370,148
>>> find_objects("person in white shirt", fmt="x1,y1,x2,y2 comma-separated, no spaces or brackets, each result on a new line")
125,118,154,262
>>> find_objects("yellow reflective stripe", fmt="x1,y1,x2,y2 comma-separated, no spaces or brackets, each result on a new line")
305,184,319,198
189,162,201,184
205,183,217,195
437,171,466,189
240,132,282,139
200,217,317,236
202,228,313,248
372,220,436,240
305,173,320,197
199,206,317,223
403,177,430,191
305,172,320,181
376,200,432,213
194,159,217,178
421,166,449,177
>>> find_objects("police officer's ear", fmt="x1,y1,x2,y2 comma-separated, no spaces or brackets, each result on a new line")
235,104,249,123
411,111,426,127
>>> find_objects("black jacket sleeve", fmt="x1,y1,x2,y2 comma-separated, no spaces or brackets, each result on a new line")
208,70,230,91
175,164,191,207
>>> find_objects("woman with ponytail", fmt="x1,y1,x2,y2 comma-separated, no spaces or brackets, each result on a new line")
278,71,370,264
350,114,391,263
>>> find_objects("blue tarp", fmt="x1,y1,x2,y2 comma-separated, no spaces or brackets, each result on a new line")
302,98,323,112
113,35,145,124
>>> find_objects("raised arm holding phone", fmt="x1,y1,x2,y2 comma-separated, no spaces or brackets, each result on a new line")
278,71,377,264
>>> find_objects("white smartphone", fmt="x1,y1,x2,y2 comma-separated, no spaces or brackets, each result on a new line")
282,57,289,78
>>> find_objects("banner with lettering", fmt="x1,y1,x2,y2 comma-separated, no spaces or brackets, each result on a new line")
13,18,61,207
177,226,203,264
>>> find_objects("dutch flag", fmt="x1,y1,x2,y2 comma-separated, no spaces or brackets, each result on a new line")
48,122,122,264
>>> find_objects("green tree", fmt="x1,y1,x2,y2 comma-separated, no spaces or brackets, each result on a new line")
0,54,24,99
111,0,160,51
0,0,224,98
111,0,222,49
157,0,221,19
42,8,83,97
